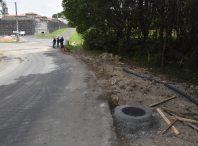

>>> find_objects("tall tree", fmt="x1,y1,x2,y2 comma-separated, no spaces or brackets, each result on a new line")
52,11,64,18
0,0,4,15
62,0,198,70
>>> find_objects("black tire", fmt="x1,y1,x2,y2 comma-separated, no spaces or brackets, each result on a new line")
114,105,152,123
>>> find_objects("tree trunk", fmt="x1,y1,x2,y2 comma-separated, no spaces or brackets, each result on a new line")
161,1,176,67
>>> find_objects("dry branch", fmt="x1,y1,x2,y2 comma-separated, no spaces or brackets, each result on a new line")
156,108,180,135
161,119,178,135
149,96,176,107
162,107,198,117
163,110,198,131
169,116,198,124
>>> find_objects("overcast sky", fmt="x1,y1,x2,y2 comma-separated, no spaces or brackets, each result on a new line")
4,0,63,17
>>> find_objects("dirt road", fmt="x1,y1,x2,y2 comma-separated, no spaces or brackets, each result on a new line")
0,30,116,146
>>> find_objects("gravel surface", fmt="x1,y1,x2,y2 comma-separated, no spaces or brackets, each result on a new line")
68,49,198,146
0,30,116,146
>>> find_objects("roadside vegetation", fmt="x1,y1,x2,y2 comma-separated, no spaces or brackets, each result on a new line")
0,0,4,15
65,30,103,56
65,29,198,85
62,0,198,85
0,41,17,43
36,28,71,38
65,30,84,50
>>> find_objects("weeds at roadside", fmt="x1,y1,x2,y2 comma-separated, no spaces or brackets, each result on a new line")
0,41,17,43
65,30,198,86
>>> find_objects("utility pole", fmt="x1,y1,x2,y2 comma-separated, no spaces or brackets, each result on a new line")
15,2,19,42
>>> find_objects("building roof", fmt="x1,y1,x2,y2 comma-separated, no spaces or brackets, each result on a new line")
35,15,43,18
4,12,48,19
5,15,15,17
26,12,37,15
4,14,27,17
17,14,27,17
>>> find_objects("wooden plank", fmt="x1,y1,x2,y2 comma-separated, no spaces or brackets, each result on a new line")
156,108,180,135
169,116,198,124
149,96,176,107
187,122,198,131
162,107,198,117
161,119,178,135
164,111,198,131
164,110,198,131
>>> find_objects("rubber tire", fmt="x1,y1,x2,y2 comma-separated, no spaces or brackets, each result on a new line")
114,105,152,123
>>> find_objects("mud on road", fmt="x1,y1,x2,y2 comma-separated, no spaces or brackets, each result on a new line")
67,49,198,146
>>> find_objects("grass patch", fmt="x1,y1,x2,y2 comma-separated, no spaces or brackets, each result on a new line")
64,30,84,50
0,41,17,43
66,30,84,46
63,30,198,85
64,45,80,50
64,30,103,56
36,28,72,38
83,46,104,56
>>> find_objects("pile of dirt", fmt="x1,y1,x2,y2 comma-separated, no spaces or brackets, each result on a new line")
19,37,26,42
99,53,122,62
0,36,26,43
0,36,15,42
68,49,198,146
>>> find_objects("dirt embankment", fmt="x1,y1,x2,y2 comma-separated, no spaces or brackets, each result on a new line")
68,49,198,146
0,36,26,43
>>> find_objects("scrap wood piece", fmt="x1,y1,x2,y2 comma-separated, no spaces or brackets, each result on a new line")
187,122,198,131
179,112,198,116
161,119,178,135
165,111,198,132
156,108,180,135
162,107,186,117
169,116,198,124
162,107,198,117
149,96,176,107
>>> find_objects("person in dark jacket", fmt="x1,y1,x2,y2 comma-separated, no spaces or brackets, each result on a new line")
57,37,60,48
59,37,64,48
53,37,56,48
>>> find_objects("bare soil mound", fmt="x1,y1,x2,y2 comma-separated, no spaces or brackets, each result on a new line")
0,36,26,43
67,49,198,146
19,37,26,42
0,36,15,42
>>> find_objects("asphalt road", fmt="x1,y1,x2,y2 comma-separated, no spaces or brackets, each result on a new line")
0,29,115,146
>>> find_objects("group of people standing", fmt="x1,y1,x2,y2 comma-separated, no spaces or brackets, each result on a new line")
53,37,64,48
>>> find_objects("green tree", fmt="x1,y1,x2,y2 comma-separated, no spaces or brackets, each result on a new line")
0,0,4,15
67,20,74,27
62,0,198,71
62,0,139,54
52,11,64,18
